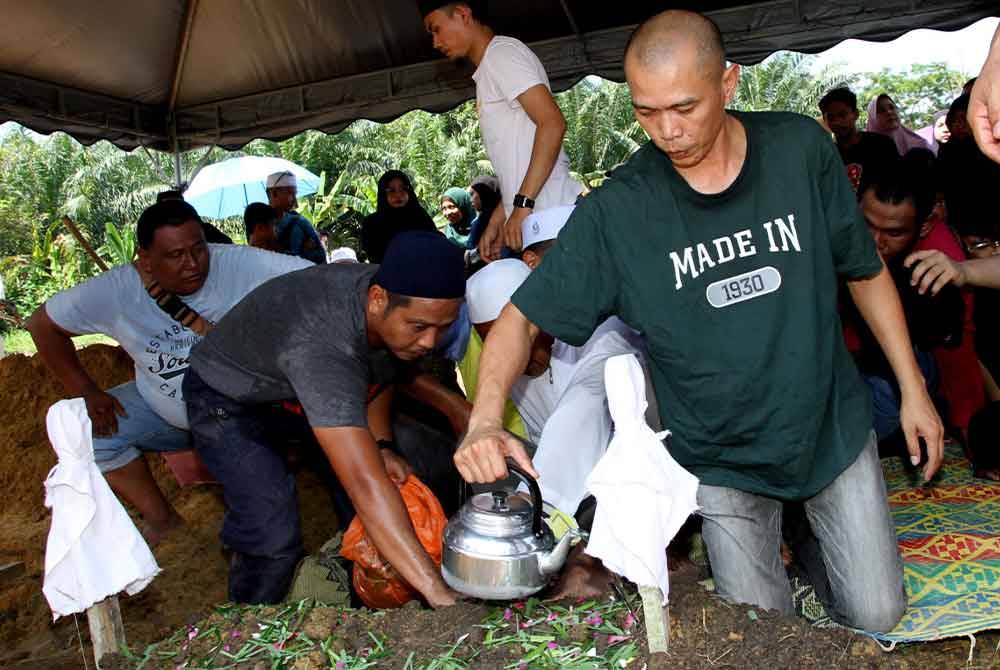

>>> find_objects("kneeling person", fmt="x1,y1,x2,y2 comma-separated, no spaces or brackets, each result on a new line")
27,201,311,544
184,232,464,606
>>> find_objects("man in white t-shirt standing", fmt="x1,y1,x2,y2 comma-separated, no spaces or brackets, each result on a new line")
421,1,582,259
26,200,311,544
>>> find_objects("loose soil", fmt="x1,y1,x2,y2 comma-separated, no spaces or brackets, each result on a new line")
0,345,338,669
1,345,999,668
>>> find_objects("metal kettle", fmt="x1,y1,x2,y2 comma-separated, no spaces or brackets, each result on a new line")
441,460,577,600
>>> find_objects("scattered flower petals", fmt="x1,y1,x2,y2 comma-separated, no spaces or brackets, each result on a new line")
335,662,346,670
623,612,637,630
608,634,630,645
513,602,525,610
503,608,513,621
546,612,558,622
547,641,559,650
230,630,242,639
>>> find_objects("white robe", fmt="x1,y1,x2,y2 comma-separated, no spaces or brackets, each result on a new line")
43,398,160,620
585,354,699,604
511,318,659,514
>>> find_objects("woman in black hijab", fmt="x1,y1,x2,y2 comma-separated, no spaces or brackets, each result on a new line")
467,175,501,252
360,170,438,263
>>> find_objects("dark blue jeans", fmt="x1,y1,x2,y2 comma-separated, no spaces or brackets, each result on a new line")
863,349,939,442
183,368,305,604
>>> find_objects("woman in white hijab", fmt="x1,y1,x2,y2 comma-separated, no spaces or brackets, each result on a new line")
866,93,930,155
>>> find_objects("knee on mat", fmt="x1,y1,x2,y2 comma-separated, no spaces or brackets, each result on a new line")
844,594,905,633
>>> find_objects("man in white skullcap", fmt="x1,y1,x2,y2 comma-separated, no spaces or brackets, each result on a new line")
520,205,576,270
329,247,359,264
466,258,649,597
266,171,326,265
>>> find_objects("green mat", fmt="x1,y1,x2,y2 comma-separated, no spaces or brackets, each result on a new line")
875,446,1000,642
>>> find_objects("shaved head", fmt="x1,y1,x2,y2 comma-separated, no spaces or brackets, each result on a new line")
624,10,725,78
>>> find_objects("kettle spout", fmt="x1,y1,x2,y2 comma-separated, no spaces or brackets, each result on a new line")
538,530,579,577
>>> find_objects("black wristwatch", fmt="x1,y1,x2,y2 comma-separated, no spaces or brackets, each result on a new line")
512,193,535,209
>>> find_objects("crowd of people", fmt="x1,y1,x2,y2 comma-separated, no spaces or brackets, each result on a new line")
24,1,1000,634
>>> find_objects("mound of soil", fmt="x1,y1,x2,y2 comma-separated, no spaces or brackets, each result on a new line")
102,573,1000,670
0,345,339,669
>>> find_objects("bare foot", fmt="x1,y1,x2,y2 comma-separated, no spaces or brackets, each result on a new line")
546,544,613,601
141,510,184,547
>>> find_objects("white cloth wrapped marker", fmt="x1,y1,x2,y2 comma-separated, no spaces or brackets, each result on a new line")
43,398,160,619
584,354,699,604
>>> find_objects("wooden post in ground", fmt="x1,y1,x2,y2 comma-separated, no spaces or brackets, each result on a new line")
87,596,126,668
60,216,110,272
639,585,669,654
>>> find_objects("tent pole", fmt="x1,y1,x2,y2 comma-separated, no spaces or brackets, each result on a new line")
173,146,183,191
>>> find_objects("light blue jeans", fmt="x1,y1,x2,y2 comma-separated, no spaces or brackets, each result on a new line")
697,432,906,632
92,382,190,472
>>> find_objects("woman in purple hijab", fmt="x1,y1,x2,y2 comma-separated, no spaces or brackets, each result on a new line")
916,111,951,156
866,94,930,155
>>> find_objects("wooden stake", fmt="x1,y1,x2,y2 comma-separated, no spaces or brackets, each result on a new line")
86,596,126,668
60,216,109,272
640,585,669,654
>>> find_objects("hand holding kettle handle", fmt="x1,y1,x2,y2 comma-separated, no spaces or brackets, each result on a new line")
505,457,544,536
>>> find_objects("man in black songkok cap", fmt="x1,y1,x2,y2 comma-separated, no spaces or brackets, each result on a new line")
184,231,465,606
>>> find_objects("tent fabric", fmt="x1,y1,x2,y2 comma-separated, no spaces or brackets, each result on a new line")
1,1,996,151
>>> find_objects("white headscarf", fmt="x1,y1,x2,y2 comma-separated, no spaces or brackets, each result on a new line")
466,259,532,324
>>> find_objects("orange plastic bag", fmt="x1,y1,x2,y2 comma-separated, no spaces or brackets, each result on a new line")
340,475,447,608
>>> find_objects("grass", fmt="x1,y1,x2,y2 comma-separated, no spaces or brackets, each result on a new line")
2,329,116,355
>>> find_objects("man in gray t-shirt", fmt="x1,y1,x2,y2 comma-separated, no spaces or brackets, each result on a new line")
185,231,465,606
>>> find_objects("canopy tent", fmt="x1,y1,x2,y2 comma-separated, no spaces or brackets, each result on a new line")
1,0,996,154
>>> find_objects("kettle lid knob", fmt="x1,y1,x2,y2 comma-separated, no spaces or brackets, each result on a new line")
491,490,509,511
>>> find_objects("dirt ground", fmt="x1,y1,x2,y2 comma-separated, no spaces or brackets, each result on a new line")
2,344,1000,669
0,345,338,669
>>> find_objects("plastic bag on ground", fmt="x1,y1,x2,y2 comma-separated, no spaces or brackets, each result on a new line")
340,475,446,608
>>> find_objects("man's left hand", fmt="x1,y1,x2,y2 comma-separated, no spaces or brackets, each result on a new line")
503,207,531,252
899,385,944,482
380,448,412,485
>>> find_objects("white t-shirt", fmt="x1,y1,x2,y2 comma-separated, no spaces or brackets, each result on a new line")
473,36,582,216
45,245,312,430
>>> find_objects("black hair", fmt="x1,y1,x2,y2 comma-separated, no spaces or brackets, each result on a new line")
947,93,971,125
819,87,857,114
420,1,488,24
136,200,204,250
243,202,278,238
860,161,935,230
155,189,184,203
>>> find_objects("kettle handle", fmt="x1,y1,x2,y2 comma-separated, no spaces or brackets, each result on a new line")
505,458,544,537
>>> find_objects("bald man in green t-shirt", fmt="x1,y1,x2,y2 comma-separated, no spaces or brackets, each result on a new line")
455,10,943,632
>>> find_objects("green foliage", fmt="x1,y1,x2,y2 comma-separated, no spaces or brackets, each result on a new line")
732,53,853,117
0,55,960,322
856,63,968,128
98,221,137,266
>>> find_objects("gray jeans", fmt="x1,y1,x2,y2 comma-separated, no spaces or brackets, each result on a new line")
697,433,906,632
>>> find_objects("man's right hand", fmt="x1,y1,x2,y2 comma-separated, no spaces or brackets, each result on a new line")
422,583,460,609
454,422,538,484
83,389,127,438
904,249,967,295
477,216,503,262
